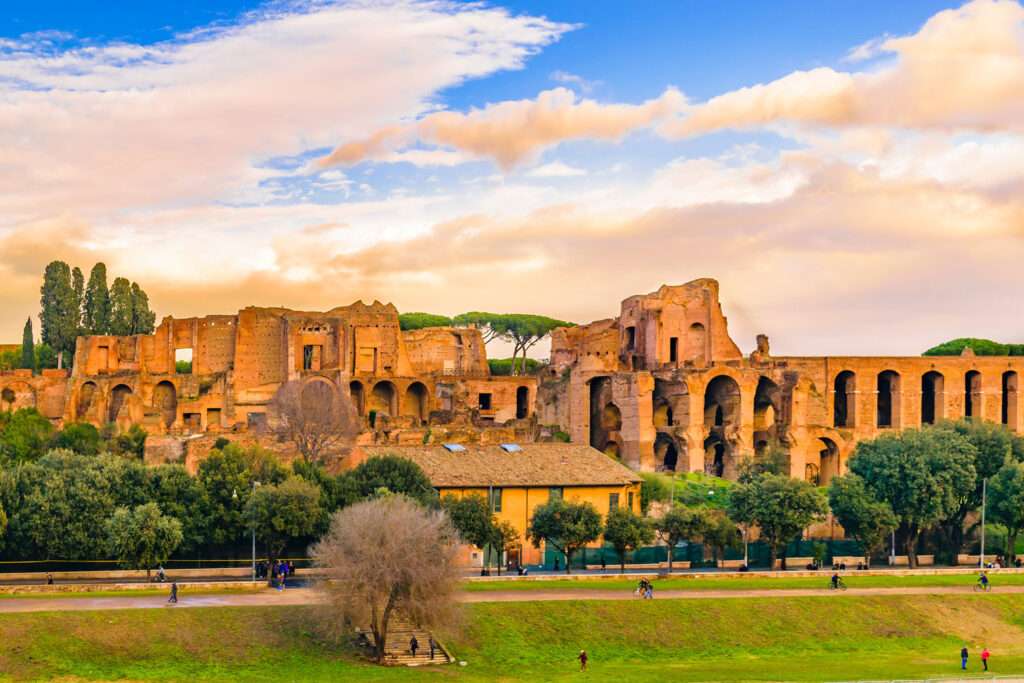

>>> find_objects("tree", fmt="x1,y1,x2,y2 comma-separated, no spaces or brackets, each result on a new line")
146,464,206,555
268,381,359,465
108,277,135,336
398,312,452,330
935,420,1016,562
71,266,85,331
923,338,1024,357
130,282,156,334
699,508,741,565
828,474,897,567
987,462,1024,565
849,427,976,567
452,312,574,375
245,477,321,584
196,445,255,546
83,263,111,334
527,497,603,573
52,422,103,456
728,473,827,569
342,455,438,508
108,424,148,459
0,408,55,463
40,261,80,368
311,496,462,663
20,318,35,373
655,506,703,571
106,502,183,580
603,507,654,573
492,519,520,575
738,443,790,482
442,494,496,568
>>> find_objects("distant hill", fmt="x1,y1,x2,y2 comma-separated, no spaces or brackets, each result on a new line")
923,338,1024,356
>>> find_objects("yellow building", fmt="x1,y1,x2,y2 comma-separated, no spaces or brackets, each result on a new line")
360,443,642,567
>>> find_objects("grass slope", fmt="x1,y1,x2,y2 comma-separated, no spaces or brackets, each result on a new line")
1,595,1024,681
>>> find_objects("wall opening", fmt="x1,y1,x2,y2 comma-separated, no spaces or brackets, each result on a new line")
818,437,840,486
478,393,492,411
370,381,396,417
206,408,222,429
302,344,323,371
754,376,781,435
1003,371,1018,429
965,370,982,419
669,337,678,363
109,384,133,422
515,386,529,419
625,326,636,351
77,381,98,418
349,380,365,416
655,433,680,472
589,376,613,451
687,323,707,365
0,388,14,410
921,371,944,425
833,371,856,428
153,380,177,429
876,370,901,429
404,382,428,422
175,348,193,374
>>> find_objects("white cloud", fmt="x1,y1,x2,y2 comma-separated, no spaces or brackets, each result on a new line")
527,161,587,177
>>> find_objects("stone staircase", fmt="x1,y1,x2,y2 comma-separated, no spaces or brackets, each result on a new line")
362,619,453,667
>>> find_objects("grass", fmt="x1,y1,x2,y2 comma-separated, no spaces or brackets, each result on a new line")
1,594,1024,681
463,571,1024,593
0,585,257,600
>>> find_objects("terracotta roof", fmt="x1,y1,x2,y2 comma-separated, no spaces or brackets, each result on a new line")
360,443,641,488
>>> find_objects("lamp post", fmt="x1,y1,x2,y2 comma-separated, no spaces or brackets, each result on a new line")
251,481,261,581
980,477,987,569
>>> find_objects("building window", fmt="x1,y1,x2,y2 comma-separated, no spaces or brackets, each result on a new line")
608,493,619,513
549,487,563,501
489,488,503,513
625,326,636,350
669,337,678,363
478,393,492,410
627,491,634,510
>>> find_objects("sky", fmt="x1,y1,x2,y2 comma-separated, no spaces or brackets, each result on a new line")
1,0,1022,357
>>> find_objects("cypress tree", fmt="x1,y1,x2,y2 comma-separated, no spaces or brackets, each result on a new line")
108,277,135,336
83,263,111,334
39,261,79,368
71,266,85,332
130,282,157,334
21,318,35,373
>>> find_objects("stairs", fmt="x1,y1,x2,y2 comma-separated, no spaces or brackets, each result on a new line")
360,619,453,667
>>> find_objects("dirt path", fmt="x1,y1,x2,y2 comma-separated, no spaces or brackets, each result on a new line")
0,584,1018,614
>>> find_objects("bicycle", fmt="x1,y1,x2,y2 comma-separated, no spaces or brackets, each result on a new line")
828,579,847,591
974,581,992,592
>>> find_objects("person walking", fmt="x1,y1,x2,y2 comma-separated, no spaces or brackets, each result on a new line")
429,636,437,661
409,635,419,658
578,649,588,671
960,645,968,670
981,647,990,671
168,581,178,604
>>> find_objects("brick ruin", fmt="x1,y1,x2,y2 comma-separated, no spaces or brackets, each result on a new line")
0,302,537,464
537,278,1023,485
1,279,1020,481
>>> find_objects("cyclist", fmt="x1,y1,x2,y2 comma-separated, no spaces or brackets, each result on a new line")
978,571,990,591
830,573,842,590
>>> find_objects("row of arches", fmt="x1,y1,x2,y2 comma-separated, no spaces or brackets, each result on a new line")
834,370,1019,429
349,380,428,422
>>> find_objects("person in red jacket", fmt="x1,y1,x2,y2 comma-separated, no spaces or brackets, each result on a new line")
981,647,990,671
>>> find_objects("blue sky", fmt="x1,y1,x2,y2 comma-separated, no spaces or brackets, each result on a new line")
1,0,1022,355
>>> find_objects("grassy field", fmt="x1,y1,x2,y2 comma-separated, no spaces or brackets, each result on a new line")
463,571,1024,593
1,594,1024,681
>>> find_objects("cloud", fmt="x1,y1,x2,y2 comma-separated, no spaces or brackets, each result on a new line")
549,70,600,93
665,0,1024,137
319,86,686,169
527,161,587,177
0,1,569,223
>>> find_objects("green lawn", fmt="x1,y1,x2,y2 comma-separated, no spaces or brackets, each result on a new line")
463,571,1024,593
1,595,1023,681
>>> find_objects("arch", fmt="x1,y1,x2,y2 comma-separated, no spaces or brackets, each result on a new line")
77,381,98,418
818,437,840,486
153,381,177,429
1,381,35,412
589,376,614,451
0,387,14,410
369,381,397,417
403,382,428,422
1003,371,1018,430
516,385,529,419
921,371,944,425
602,403,622,431
109,384,133,422
655,433,680,472
653,398,672,428
754,376,781,432
876,370,901,429
349,380,365,416
687,322,707,364
604,440,621,460
833,371,856,428
704,375,741,430
965,370,983,419
704,435,728,478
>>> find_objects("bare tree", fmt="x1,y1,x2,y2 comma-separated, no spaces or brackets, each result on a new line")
268,380,359,465
311,496,462,663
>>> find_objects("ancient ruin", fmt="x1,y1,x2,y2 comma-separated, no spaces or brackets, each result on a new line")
1,279,1020,481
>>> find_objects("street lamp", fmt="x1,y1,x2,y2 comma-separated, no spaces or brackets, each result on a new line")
980,477,988,569
251,481,261,581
